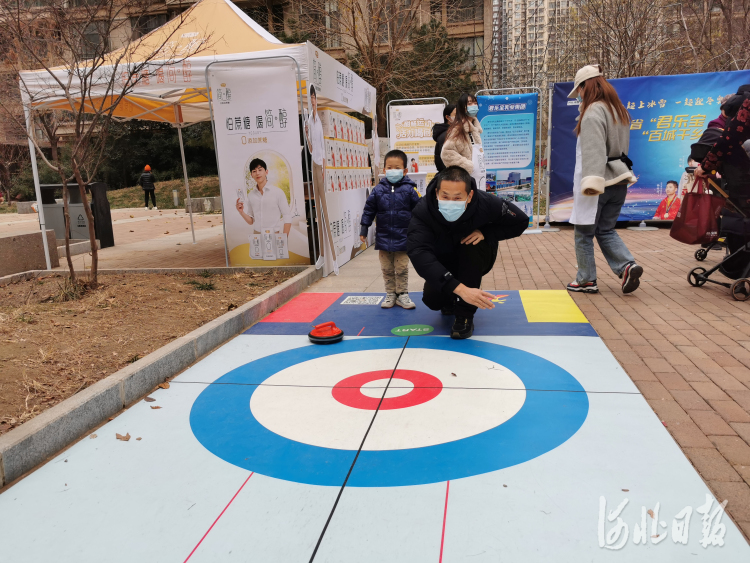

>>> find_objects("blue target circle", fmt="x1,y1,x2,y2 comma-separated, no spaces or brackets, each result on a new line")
190,337,589,487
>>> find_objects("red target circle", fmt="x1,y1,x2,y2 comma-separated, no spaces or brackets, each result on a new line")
332,369,442,411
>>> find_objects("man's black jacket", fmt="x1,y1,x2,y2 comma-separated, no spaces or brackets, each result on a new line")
407,178,528,295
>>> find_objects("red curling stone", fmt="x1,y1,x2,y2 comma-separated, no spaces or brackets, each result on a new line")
308,321,344,344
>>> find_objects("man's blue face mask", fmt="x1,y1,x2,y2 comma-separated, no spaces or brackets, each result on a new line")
438,199,468,222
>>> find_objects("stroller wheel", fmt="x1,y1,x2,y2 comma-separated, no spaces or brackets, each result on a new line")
731,279,750,301
688,267,707,287
695,249,708,261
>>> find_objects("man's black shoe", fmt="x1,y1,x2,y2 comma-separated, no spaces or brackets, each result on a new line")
450,316,474,340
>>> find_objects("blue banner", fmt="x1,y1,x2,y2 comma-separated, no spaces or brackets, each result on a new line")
550,70,750,221
478,93,538,226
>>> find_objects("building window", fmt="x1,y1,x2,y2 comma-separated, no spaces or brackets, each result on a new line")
448,0,483,23
82,22,109,59
325,0,341,47
457,36,484,69
242,3,284,33
131,14,167,39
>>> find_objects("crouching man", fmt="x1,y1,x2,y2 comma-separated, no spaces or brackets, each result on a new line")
407,166,529,339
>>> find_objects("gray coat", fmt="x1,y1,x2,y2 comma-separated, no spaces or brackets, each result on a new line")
579,102,636,195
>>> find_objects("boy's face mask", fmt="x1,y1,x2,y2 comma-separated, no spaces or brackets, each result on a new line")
385,169,404,183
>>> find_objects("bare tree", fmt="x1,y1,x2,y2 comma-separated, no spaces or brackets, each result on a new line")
0,0,211,286
288,0,476,135
679,0,750,72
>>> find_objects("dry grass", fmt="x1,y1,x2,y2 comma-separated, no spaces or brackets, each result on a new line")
0,270,293,435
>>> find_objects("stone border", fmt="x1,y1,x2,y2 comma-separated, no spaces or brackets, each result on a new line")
0,265,321,486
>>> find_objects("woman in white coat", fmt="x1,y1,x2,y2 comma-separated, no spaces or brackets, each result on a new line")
568,65,643,295
441,93,485,190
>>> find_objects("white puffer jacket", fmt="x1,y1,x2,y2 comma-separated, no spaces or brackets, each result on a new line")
440,118,482,173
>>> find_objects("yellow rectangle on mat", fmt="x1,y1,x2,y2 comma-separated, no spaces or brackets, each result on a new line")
519,290,589,323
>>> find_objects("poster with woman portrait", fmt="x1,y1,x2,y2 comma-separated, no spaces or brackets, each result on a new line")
207,61,309,266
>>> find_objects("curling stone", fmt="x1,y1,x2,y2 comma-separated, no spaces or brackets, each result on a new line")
308,321,344,344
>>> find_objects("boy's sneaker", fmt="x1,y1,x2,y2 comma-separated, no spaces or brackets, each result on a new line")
567,280,598,293
144,207,149,210
450,316,474,340
396,293,416,309
153,206,158,210
315,255,324,270
621,263,643,294
381,293,397,308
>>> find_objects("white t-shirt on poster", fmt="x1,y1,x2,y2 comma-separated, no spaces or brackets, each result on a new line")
246,184,291,233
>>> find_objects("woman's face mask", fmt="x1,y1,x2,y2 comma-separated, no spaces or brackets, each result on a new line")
467,104,479,117
438,199,468,222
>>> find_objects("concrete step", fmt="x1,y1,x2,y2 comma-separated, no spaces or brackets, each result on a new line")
57,238,100,259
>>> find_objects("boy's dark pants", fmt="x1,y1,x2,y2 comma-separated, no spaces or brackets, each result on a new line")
422,238,497,319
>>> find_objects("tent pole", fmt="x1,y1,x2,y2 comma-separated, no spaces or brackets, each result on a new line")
175,112,197,245
24,103,52,270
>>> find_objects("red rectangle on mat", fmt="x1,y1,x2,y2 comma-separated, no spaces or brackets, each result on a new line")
260,293,343,323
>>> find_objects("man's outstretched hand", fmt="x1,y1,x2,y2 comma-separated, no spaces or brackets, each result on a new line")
454,284,495,310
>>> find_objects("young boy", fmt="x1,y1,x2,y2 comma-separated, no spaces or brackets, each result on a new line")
360,149,421,309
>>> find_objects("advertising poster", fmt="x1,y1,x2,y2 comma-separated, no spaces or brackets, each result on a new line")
477,93,538,227
549,69,750,221
208,61,309,266
306,44,377,272
388,103,444,180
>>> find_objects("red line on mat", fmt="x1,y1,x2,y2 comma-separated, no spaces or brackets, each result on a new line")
183,472,254,562
357,327,365,336
439,481,450,562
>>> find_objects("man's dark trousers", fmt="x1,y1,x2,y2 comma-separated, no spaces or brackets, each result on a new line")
422,238,496,318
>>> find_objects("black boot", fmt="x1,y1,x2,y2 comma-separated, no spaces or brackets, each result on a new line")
450,316,474,340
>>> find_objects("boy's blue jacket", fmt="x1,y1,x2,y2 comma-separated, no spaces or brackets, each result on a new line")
360,175,420,252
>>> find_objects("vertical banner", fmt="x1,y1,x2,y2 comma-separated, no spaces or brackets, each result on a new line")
306,43,376,270
209,61,309,266
477,93,538,226
549,69,750,221
388,104,445,176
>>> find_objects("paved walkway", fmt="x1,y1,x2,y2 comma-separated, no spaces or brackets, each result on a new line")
320,226,750,540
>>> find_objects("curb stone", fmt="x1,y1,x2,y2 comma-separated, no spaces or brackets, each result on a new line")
0,265,322,486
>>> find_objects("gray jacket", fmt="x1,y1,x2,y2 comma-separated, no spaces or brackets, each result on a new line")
579,102,636,195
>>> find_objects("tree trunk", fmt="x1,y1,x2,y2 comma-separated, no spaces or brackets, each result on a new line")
71,158,98,285
50,140,77,283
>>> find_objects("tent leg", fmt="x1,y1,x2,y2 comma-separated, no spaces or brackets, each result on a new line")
24,104,51,270
177,125,196,245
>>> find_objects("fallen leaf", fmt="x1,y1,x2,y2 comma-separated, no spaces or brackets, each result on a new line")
136,437,142,441
622,489,629,492
158,382,170,389
144,397,155,402
503,484,507,488
151,406,162,410
129,215,134,218
89,434,97,439
64,459,68,463
164,231,170,234
116,433,131,441
129,230,134,233
662,421,668,427
228,303,237,311
647,509,655,519
451,373,457,377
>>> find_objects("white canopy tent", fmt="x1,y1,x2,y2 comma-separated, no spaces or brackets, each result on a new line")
19,0,377,268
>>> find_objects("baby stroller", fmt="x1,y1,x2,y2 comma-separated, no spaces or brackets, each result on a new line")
688,179,750,301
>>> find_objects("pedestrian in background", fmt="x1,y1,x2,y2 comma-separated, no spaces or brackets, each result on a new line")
432,103,456,172
139,165,157,210
360,149,420,310
567,64,642,295
441,93,483,188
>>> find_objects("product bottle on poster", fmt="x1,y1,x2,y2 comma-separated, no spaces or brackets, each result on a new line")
274,228,289,259
262,229,276,261
249,234,262,259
